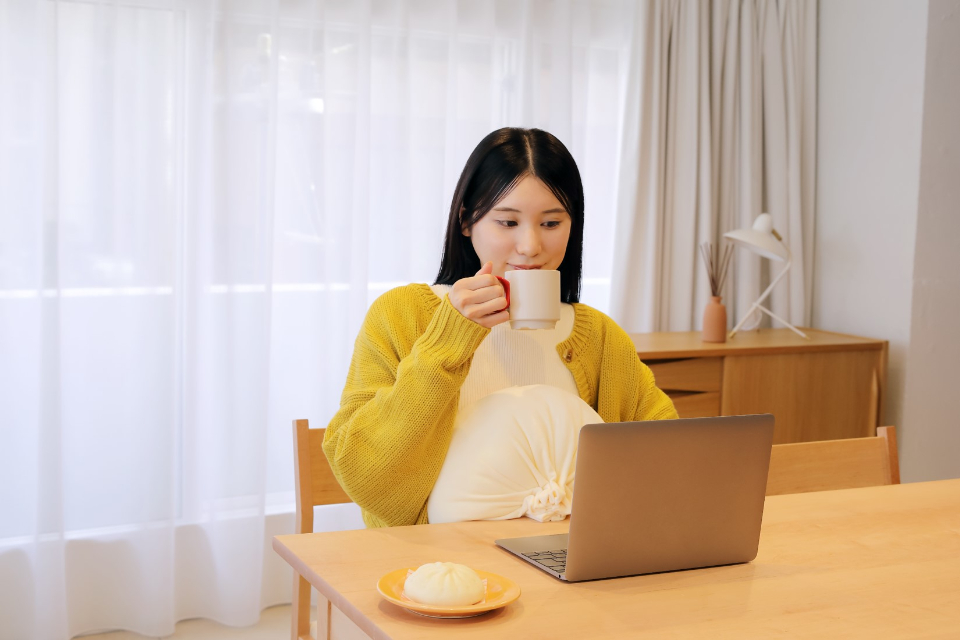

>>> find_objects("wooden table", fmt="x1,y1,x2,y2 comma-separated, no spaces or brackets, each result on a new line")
629,328,888,443
273,479,960,639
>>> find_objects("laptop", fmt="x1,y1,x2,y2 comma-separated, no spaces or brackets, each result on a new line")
495,414,774,582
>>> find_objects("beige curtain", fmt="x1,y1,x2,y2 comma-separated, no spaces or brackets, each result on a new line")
611,0,817,333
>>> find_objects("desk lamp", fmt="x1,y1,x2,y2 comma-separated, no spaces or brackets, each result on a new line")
723,213,808,339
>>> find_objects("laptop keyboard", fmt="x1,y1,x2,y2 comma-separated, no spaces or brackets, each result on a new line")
522,549,567,573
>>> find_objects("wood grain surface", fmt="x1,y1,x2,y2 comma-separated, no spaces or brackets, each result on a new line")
274,479,960,640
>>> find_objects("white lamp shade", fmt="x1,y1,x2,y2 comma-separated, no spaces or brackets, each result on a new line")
723,213,788,261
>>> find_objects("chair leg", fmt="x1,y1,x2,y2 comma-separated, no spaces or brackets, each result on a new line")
292,572,314,640
316,591,332,640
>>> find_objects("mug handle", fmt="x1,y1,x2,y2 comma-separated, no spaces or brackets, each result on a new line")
495,276,510,312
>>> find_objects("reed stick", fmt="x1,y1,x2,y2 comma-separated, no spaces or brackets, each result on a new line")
699,241,732,297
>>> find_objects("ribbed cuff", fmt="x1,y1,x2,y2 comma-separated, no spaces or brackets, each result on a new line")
416,293,490,369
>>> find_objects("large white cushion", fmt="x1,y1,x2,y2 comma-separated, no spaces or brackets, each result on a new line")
427,384,603,524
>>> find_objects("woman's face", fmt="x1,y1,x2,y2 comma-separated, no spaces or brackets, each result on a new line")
463,174,572,277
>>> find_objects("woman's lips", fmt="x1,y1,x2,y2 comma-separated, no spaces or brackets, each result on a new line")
509,265,542,270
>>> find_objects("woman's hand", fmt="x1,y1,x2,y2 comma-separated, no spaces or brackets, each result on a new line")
449,262,509,328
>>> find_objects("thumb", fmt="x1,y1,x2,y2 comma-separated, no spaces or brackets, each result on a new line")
475,261,493,277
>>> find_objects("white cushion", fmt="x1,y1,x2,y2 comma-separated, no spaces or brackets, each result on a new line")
427,384,603,524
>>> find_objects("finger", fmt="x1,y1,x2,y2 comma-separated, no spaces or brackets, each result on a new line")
458,293,507,321
471,295,510,318
474,261,493,277
458,272,500,294
462,282,506,306
476,308,510,329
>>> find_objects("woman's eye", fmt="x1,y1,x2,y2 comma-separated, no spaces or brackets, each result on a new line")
543,221,562,228
497,220,518,228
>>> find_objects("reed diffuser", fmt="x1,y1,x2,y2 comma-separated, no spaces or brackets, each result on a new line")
699,241,733,342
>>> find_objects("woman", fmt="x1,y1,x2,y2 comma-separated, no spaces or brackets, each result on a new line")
323,128,677,528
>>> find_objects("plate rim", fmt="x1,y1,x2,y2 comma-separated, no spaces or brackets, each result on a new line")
376,566,521,616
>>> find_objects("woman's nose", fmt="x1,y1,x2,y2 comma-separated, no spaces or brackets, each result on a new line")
516,226,542,257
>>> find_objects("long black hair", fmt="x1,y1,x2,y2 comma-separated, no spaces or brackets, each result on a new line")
434,128,585,303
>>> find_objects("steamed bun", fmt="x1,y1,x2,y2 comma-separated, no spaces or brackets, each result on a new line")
403,562,485,606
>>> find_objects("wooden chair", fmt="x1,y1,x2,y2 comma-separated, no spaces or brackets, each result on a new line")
292,419,352,640
766,426,900,496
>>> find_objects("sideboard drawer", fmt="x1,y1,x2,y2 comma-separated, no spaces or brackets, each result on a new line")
646,357,722,393
631,328,888,443
669,391,721,418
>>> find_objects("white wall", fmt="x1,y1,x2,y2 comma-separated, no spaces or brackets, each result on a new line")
816,0,960,482
900,0,960,482
813,0,927,459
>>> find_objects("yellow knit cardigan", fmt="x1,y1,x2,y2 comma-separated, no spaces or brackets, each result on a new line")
323,283,678,528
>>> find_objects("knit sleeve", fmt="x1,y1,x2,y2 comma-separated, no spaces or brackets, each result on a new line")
323,287,489,528
633,358,679,422
589,309,679,423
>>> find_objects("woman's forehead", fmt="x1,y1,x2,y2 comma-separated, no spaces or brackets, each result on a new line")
493,175,566,211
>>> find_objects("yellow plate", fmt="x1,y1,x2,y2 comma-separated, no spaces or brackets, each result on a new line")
376,567,521,619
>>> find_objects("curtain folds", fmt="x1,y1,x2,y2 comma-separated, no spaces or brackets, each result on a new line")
0,1,634,637
610,0,817,333
0,1,817,636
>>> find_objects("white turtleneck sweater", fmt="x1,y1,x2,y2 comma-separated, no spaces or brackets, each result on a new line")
429,284,579,412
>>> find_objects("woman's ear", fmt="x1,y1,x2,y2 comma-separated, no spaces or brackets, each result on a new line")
460,206,471,236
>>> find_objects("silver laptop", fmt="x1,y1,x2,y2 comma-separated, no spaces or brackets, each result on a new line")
495,414,774,582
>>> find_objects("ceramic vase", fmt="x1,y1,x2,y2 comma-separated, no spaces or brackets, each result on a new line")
702,296,727,343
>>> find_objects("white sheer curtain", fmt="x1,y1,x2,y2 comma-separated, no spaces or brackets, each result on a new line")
610,0,817,332
0,1,634,637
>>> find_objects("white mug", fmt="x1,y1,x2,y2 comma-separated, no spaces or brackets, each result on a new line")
503,269,561,330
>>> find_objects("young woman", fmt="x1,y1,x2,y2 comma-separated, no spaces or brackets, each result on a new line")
323,128,677,528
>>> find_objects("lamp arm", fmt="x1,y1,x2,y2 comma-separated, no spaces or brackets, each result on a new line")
728,260,794,338
728,240,808,339
753,257,791,308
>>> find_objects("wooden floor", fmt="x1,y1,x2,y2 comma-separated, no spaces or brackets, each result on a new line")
76,605,293,640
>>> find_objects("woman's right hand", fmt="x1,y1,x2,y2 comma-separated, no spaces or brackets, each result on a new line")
448,262,509,328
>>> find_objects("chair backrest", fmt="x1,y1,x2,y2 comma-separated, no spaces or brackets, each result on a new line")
293,419,352,535
291,419,353,640
766,426,900,496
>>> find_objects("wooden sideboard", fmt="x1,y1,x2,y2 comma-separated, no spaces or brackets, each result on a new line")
630,328,888,444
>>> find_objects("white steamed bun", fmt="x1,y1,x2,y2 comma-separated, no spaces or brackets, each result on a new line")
403,562,485,606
